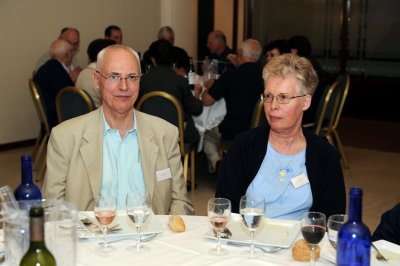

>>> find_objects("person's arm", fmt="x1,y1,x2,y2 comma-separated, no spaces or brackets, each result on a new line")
167,126,195,215
181,78,203,116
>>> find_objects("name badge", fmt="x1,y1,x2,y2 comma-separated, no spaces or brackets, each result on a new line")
156,168,172,182
291,173,309,189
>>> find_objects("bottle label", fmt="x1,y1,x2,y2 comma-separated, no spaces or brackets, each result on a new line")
188,72,195,85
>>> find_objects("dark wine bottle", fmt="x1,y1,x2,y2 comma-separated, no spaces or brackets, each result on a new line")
337,187,371,266
14,155,42,201
20,206,56,266
188,57,195,90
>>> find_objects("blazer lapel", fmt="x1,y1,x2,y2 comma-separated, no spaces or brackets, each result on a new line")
80,108,103,201
136,111,159,198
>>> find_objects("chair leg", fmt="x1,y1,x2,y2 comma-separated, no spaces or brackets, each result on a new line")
32,129,43,168
332,129,350,169
190,150,195,192
34,133,49,181
183,154,189,183
35,150,47,182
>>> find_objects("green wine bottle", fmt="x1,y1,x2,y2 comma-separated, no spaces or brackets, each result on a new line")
20,206,56,266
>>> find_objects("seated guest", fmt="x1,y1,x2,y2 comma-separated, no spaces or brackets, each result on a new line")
288,35,327,125
215,54,346,219
201,39,264,173
206,30,235,74
76,39,115,107
34,39,75,129
264,39,290,63
104,25,123,44
372,203,400,245
42,45,194,215
139,40,203,145
142,26,190,76
35,27,81,79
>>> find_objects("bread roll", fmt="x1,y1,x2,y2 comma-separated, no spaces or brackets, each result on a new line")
168,215,185,232
292,239,321,262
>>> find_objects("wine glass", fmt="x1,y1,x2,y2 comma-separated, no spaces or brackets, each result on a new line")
207,198,231,255
239,195,265,258
126,191,152,253
327,214,347,249
301,212,326,266
94,194,117,253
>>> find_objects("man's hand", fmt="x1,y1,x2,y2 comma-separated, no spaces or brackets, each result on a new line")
204,79,215,89
70,66,82,83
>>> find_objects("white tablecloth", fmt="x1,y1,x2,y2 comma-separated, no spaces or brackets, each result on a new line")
76,215,335,266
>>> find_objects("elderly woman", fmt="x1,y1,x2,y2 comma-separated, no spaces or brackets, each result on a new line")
215,54,345,219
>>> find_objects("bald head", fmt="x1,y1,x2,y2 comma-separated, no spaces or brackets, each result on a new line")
240,39,262,62
97,45,141,72
59,27,80,53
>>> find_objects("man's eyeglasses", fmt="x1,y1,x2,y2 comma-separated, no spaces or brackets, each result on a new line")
96,71,142,84
261,92,307,104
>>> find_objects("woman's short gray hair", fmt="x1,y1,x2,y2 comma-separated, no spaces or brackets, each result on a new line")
263,54,318,96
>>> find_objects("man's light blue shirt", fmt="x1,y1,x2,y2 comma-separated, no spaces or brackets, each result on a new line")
246,143,312,220
101,111,145,209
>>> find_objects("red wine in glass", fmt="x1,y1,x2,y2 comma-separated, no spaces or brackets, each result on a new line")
301,225,325,245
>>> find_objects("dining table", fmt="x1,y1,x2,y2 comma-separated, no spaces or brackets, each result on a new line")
74,214,336,266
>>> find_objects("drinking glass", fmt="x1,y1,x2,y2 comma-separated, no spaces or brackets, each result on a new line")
301,212,326,266
207,198,231,255
327,214,347,249
94,195,117,253
126,191,152,253
239,195,265,258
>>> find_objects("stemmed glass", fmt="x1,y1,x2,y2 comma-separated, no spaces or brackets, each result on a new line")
301,212,326,266
239,195,265,258
94,194,117,253
207,198,231,255
327,214,347,249
126,191,152,253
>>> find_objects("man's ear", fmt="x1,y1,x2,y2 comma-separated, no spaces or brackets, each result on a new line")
302,95,312,111
93,71,100,88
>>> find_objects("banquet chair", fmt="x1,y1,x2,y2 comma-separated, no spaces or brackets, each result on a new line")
29,79,49,181
136,91,196,192
305,74,350,168
56,87,95,123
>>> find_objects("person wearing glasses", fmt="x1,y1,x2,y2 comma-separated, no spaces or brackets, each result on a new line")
43,45,194,215
215,54,345,219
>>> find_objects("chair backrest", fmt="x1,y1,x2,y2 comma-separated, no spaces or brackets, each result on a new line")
56,87,95,123
314,74,350,136
250,96,267,128
29,79,50,132
136,91,185,156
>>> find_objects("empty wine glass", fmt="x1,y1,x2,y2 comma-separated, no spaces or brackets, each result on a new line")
126,191,152,253
208,198,231,255
327,214,347,249
94,194,117,253
239,195,265,258
301,212,326,266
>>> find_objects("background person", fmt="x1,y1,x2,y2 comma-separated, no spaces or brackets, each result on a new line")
215,54,346,219
104,25,123,44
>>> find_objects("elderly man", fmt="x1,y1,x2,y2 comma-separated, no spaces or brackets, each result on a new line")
141,26,190,76
42,45,194,215
200,39,264,174
35,27,81,79
34,39,74,129
206,30,234,74
104,25,123,44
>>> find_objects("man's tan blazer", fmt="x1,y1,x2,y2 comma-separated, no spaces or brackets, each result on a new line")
42,107,194,214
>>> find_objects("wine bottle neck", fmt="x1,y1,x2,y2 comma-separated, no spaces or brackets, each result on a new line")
30,216,45,242
348,194,362,222
21,158,33,184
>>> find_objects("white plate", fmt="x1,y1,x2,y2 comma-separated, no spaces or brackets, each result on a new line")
77,210,163,239
321,237,400,265
205,213,300,248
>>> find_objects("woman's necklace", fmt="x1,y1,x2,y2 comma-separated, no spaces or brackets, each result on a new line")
274,135,305,182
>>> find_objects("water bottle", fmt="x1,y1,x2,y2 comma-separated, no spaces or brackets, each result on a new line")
20,206,56,266
337,187,371,266
14,155,42,201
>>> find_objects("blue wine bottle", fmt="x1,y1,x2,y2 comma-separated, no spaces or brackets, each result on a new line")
337,187,371,266
14,155,42,201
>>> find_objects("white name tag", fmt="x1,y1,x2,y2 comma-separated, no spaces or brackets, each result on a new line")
156,168,172,182
291,173,309,189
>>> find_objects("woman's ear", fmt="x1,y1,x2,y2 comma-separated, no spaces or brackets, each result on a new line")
302,95,312,111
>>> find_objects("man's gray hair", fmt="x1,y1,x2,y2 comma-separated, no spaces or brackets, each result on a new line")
241,39,262,61
157,26,174,39
50,39,72,58
97,45,141,71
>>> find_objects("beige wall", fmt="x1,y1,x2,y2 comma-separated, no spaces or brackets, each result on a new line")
0,0,197,145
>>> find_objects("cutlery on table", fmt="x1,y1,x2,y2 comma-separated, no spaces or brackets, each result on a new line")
97,233,158,246
371,243,388,262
